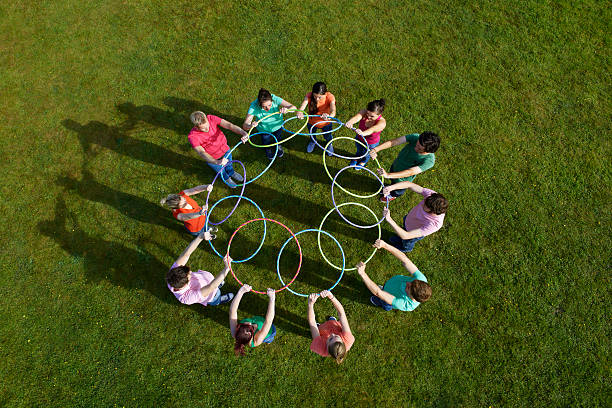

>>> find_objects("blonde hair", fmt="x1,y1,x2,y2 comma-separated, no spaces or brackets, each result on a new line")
328,340,347,364
190,111,206,126
160,194,182,209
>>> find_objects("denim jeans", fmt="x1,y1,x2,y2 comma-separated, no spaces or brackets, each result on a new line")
307,123,333,144
371,295,394,311
187,224,207,237
388,215,424,252
260,128,283,158
206,288,223,306
206,150,235,186
352,137,379,166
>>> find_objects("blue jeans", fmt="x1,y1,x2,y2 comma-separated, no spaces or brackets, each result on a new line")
206,288,223,306
260,128,283,159
387,163,415,197
307,123,333,144
262,323,277,344
388,215,424,252
206,150,235,186
352,138,379,166
187,224,207,237
371,294,394,311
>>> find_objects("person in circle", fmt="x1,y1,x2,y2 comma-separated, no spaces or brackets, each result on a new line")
298,82,337,156
357,240,432,312
242,88,299,160
160,184,214,236
343,99,387,168
188,111,249,189
307,290,354,364
229,284,277,356
370,131,440,202
381,181,448,252
167,235,234,307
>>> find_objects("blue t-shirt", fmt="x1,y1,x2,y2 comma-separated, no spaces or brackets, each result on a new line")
247,94,284,133
383,270,428,311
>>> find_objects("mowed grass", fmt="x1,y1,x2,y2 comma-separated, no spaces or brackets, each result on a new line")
0,0,610,406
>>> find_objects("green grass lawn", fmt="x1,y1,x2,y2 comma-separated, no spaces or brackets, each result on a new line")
1,0,610,406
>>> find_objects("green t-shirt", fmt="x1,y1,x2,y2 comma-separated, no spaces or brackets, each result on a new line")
390,134,435,182
239,316,272,347
383,270,428,311
247,94,284,133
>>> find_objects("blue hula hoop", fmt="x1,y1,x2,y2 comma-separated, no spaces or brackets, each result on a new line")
276,228,345,297
281,115,344,137
205,195,267,263
204,160,246,226
228,132,278,186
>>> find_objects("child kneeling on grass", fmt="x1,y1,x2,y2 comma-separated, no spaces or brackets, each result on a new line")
230,284,277,356
307,290,354,364
166,232,234,306
357,239,432,312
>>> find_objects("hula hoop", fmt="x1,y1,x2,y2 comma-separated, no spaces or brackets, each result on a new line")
318,202,381,271
247,109,309,148
276,229,345,297
227,218,302,294
228,132,278,186
281,115,343,137
205,195,266,263
323,136,385,198
331,165,389,228
204,160,246,226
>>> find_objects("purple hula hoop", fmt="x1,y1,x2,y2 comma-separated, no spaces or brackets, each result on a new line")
204,159,247,226
331,164,389,229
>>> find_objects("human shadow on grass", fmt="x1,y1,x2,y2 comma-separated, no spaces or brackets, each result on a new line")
39,198,175,305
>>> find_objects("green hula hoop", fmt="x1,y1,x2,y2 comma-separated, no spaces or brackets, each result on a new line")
318,202,381,271
247,109,309,148
323,136,385,199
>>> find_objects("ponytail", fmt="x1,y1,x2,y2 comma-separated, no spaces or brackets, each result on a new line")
366,98,385,114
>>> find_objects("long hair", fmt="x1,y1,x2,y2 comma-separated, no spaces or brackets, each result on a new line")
328,339,347,364
308,82,327,115
160,194,181,209
257,88,273,107
234,323,256,356
366,98,386,114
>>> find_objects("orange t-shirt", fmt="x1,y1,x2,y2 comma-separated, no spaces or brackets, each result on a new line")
172,191,206,233
306,92,336,128
309,320,355,357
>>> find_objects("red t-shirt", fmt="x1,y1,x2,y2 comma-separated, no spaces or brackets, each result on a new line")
187,115,229,160
310,320,355,357
172,191,206,233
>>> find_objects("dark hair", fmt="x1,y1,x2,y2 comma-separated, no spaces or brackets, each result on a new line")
418,131,440,153
234,323,255,356
328,339,347,364
309,82,327,115
366,98,385,114
257,88,273,107
411,280,432,303
424,193,448,215
166,265,190,289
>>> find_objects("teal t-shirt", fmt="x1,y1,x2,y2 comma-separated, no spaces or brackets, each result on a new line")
239,316,272,347
247,94,284,133
383,270,428,311
390,134,435,182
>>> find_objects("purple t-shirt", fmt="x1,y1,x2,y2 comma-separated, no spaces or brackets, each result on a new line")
403,189,445,236
168,263,216,305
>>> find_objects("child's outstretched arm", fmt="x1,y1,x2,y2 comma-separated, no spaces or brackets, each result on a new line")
356,261,396,305
320,290,352,336
253,288,276,346
200,254,231,299
381,208,423,241
174,231,210,266
375,239,419,275
229,283,251,338
182,184,213,196
307,293,320,339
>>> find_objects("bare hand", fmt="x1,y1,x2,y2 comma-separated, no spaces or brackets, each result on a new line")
321,113,329,120
320,290,333,299
223,254,233,268
199,204,208,216
382,207,391,220
252,120,259,128
344,122,353,129
376,168,388,178
369,150,378,160
279,107,288,114
296,111,304,120
356,261,366,275
220,157,229,167
206,184,214,192
240,135,249,144
239,284,252,294
308,293,319,305
355,128,364,136
267,288,276,300
372,239,384,249
382,186,392,197
200,230,215,241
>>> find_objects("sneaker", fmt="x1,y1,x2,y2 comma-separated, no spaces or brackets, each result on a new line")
218,280,225,288
306,140,316,153
277,145,284,158
224,179,238,188
218,293,234,305
230,172,244,182
380,195,396,203
326,144,334,157
326,316,337,321
349,160,357,167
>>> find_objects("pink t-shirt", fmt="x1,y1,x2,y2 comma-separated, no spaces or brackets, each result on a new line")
403,188,445,236
187,115,229,160
310,320,355,357
168,262,216,305
358,115,383,145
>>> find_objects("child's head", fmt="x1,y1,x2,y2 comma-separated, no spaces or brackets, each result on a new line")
410,280,432,303
424,193,448,215
166,265,190,290
234,323,256,356
190,111,206,126
327,335,347,364
417,131,440,153
365,98,386,118
160,194,183,209
309,82,328,114
257,88,273,110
